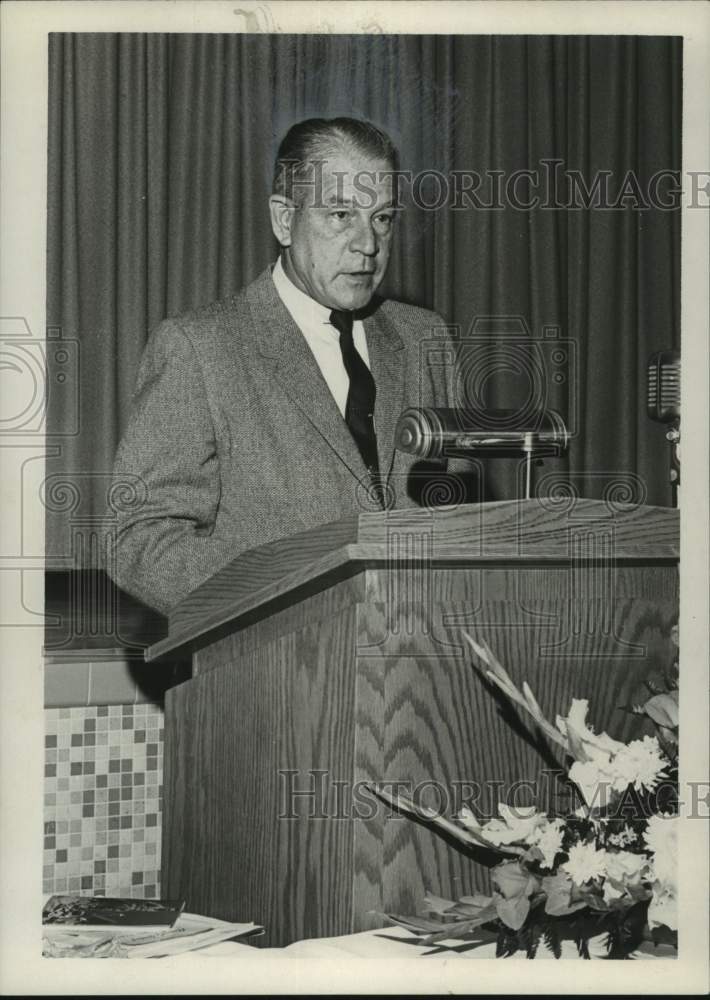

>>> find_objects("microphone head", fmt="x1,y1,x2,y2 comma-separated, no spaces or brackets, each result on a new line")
647,350,680,423
395,407,446,459
395,407,569,459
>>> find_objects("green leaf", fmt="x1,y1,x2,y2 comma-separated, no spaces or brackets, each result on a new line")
648,923,679,950
543,925,562,959
464,635,568,753
541,872,573,896
382,904,499,943
625,881,653,903
545,893,588,917
565,723,591,763
523,845,545,865
575,888,610,912
446,901,491,918
575,936,591,959
493,861,531,899
522,680,544,719
457,894,495,909
542,872,589,916
642,691,679,730
422,893,457,915
455,824,526,856
369,783,524,857
495,893,531,931
381,912,453,934
657,724,678,748
418,910,499,945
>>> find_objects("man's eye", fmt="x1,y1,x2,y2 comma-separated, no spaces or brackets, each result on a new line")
330,210,351,221
374,213,394,226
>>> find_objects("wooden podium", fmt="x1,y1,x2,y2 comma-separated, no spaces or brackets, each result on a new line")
146,499,679,946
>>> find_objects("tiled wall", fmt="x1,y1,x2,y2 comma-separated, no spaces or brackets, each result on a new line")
43,704,164,898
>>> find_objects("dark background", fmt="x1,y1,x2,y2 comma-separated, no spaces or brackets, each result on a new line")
44,33,681,650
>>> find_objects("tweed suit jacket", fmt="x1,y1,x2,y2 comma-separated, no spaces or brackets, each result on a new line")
110,266,462,614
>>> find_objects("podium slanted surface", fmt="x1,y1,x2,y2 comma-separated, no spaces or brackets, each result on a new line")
147,499,679,946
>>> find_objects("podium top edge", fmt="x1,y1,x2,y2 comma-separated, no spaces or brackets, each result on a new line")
146,500,678,663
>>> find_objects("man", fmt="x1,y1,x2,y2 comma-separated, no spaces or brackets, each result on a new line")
110,117,465,615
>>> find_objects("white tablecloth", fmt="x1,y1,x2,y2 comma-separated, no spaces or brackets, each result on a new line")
42,895,674,961
192,924,672,960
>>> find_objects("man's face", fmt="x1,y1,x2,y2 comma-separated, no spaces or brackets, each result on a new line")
270,148,397,312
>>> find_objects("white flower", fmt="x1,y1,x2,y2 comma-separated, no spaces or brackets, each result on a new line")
603,880,625,903
529,818,565,870
568,759,616,811
568,733,669,810
641,817,677,930
603,849,648,884
561,842,608,885
611,736,669,793
478,803,547,846
606,825,637,848
556,699,625,760
643,814,677,885
648,879,677,931
456,805,482,832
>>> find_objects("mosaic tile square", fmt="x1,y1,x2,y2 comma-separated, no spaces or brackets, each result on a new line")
44,703,165,898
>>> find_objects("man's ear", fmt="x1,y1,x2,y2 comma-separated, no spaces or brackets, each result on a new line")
269,195,296,247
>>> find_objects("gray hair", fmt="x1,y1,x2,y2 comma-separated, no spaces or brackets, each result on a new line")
272,116,399,203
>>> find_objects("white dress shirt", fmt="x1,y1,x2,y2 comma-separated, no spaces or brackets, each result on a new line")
272,256,371,419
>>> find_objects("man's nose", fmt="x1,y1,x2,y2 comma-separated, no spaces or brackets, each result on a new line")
349,217,378,256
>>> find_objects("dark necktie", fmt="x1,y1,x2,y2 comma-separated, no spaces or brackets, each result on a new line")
329,309,381,487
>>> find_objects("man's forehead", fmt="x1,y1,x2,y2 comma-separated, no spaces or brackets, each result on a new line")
320,149,392,177
318,156,397,203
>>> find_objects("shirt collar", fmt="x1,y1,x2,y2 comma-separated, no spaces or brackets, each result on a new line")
272,256,333,331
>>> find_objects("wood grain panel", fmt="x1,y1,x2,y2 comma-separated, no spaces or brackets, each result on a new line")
351,647,386,931
365,565,678,605
149,548,360,661
163,606,359,946
168,515,359,634
193,577,364,676
355,598,678,668
357,499,679,558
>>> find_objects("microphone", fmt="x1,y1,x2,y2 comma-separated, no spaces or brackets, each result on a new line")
395,407,569,461
647,350,680,423
646,349,680,495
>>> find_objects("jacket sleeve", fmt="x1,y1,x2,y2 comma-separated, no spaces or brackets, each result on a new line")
109,318,230,614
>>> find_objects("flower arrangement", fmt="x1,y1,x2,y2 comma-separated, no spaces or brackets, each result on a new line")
372,630,679,959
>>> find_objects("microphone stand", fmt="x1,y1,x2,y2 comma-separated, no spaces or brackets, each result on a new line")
667,422,680,509
523,431,534,500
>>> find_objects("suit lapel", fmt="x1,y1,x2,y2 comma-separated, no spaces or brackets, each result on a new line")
364,306,405,486
245,269,369,480
244,269,407,490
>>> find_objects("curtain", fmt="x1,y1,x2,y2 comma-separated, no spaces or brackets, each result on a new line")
46,33,681,563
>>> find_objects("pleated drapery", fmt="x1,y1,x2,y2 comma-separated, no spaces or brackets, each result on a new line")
46,33,681,561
